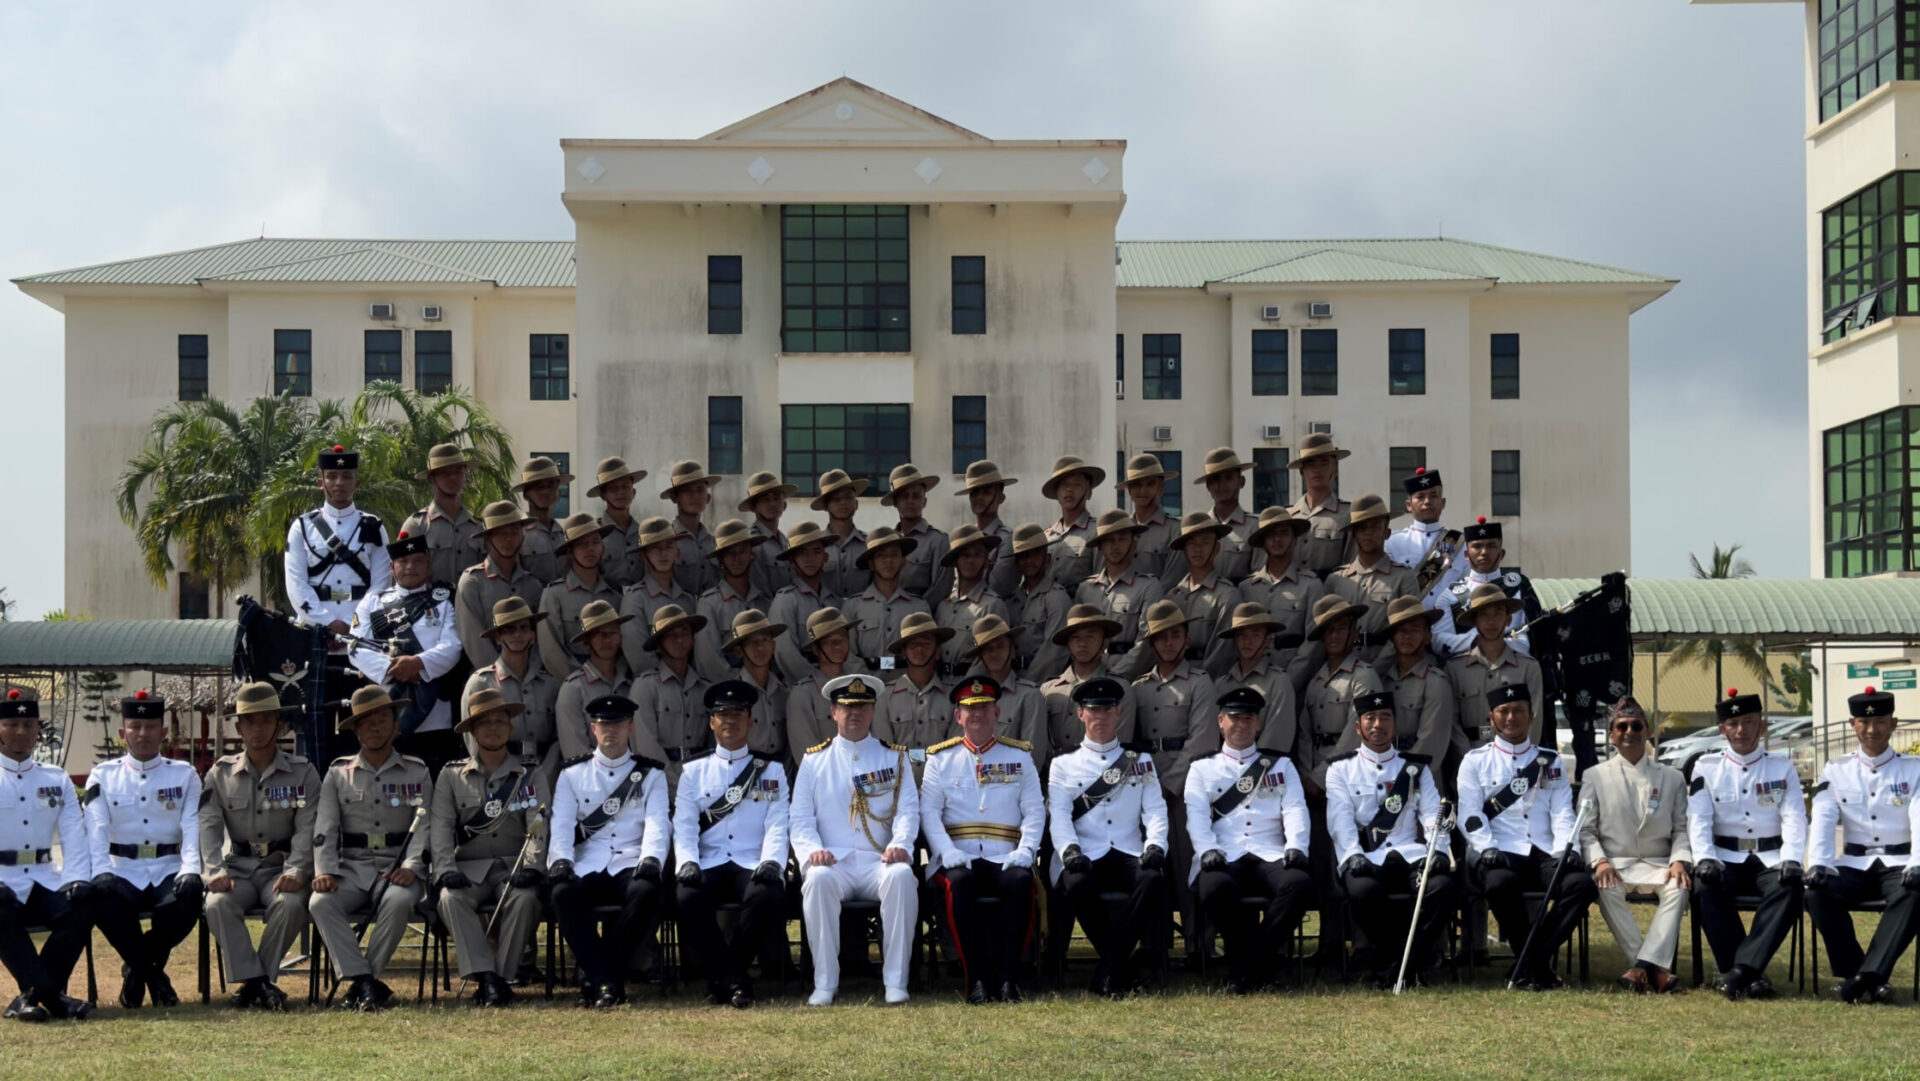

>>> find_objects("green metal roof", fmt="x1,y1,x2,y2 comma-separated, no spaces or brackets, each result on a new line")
1116,238,1674,289
13,239,576,288
1534,578,1920,644
0,620,238,674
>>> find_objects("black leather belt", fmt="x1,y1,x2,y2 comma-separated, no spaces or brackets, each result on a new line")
109,842,181,859
1106,641,1135,656
0,849,51,866
339,831,408,850
231,839,293,859
1713,834,1782,853
1312,731,1342,748
1145,736,1186,752
1843,841,1913,857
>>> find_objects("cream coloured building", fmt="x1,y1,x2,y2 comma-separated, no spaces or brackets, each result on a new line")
15,79,1673,621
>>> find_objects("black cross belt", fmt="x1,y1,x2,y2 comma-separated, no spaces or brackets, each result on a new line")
339,831,408,850
1144,736,1185,752
1712,834,1782,853
0,849,51,866
109,842,181,859
230,839,294,859
1843,841,1913,857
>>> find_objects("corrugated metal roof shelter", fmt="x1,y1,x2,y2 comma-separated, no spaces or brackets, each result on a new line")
1534,578,1920,645
0,620,237,674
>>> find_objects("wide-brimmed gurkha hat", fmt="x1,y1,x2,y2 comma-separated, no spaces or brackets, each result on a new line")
226,681,295,719
1848,686,1894,719
1462,583,1524,619
1172,510,1233,549
1215,601,1285,640
710,518,764,556
457,687,525,734
569,599,632,644
856,525,917,568
887,611,956,654
808,469,870,511
823,673,883,705
1090,508,1147,544
514,455,574,491
1052,603,1123,645
880,463,938,506
1123,453,1179,485
1382,595,1444,631
317,443,358,471
1306,594,1368,640
1140,598,1191,639
415,442,473,480
956,460,1018,494
1247,505,1313,546
339,686,396,732
1288,432,1350,468
483,595,545,638
1009,522,1050,556
1,689,38,720
1195,447,1255,483
644,604,707,652
777,520,830,560
634,516,676,551
804,606,859,645
478,500,529,535
1041,454,1107,499
386,530,428,560
555,511,617,552
736,471,798,512
660,459,720,499
586,456,647,498
940,523,1000,566
1402,466,1442,495
1344,493,1395,529
722,608,786,652
963,613,1015,657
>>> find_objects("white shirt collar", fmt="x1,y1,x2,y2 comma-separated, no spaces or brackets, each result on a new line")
1408,520,1442,534
715,744,753,764
1358,743,1398,766
1726,745,1767,767
1221,742,1259,762
320,503,357,522
1,755,33,775
128,753,167,772
592,749,632,769
1083,737,1120,755
1492,735,1532,757
1860,747,1898,768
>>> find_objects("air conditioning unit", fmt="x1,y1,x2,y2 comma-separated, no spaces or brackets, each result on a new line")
1307,301,1333,319
1258,304,1283,321
368,302,395,320
1308,421,1332,435
1259,424,1284,441
421,305,444,321
1114,379,1125,401
1151,425,1173,442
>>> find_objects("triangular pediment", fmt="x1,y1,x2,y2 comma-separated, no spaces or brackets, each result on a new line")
702,77,989,144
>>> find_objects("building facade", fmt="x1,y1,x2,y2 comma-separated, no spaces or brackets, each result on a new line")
15,79,1672,621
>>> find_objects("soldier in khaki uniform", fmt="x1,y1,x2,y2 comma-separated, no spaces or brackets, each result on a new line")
430,689,548,1007
767,521,842,685
200,682,320,1010
886,463,952,601
536,513,620,678
1006,523,1071,683
934,523,1010,670
460,597,561,774
586,456,647,590
403,443,486,590
629,604,714,788
1190,448,1258,583
956,460,1021,595
1286,433,1354,579
456,501,544,669
1325,494,1421,653
1235,507,1323,679
739,471,798,598
1300,595,1386,787
1041,455,1105,590
721,608,789,763
1189,603,1298,761
696,519,774,681
1166,511,1242,674
1075,509,1164,681
1039,605,1127,757
874,611,956,758
842,526,932,672
1120,453,1180,582
813,469,871,599
1346,596,1456,768
554,600,634,761
959,613,1050,768
620,516,703,676
513,455,573,585
308,686,434,1011
784,607,863,768
1446,583,1544,752
661,460,721,598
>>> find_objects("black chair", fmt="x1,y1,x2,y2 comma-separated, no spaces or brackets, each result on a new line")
1044,890,1172,991
196,904,315,1004
1806,898,1920,1000
307,908,432,1006
1326,883,1463,987
1463,888,1590,984
543,903,672,1000
1686,891,1799,991
21,924,95,1007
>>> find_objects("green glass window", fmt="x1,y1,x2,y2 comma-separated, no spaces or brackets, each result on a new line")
178,334,208,401
530,334,568,401
1301,329,1338,396
1820,172,1920,343
782,403,911,495
1491,333,1520,399
414,330,452,396
1491,450,1521,517
780,205,910,353
951,257,985,335
1824,404,1920,576
1818,0,1920,122
708,396,743,475
951,395,985,474
708,256,743,335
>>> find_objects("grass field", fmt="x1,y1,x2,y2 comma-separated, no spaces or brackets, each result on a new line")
3,913,1916,1081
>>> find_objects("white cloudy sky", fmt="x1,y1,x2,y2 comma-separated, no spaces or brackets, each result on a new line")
0,0,1807,620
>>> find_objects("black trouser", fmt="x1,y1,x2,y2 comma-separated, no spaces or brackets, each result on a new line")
551,868,659,989
1196,856,1313,984
1807,863,1920,982
0,883,91,995
933,860,1035,991
1062,851,1165,977
1475,850,1596,978
1344,852,1458,975
675,865,782,991
93,873,201,976
1696,856,1802,977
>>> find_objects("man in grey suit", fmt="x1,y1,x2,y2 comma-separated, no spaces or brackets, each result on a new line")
1578,697,1691,992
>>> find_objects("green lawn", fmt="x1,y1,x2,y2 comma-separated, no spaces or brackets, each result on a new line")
2,913,1915,1081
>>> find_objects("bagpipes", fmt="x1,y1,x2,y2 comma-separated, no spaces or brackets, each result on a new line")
1412,529,1464,595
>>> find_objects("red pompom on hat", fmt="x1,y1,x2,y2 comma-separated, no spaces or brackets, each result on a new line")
1726,688,1737,698
135,689,149,700
6,690,18,700
333,444,344,452
397,530,409,539
1867,685,1878,695
1476,516,1486,524
1414,467,1425,474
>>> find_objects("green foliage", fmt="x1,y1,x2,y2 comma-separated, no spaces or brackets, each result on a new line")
1667,543,1776,698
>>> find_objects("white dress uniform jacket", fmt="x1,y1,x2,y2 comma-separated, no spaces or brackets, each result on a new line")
1386,519,1465,598
790,736,920,862
83,754,202,889
1046,739,1170,883
1183,745,1311,882
1686,746,1807,869
348,582,464,733
920,736,1044,875
671,745,790,871
1326,745,1444,866
1458,737,1573,858
549,750,670,875
1808,749,1920,871
284,503,391,630
0,755,89,892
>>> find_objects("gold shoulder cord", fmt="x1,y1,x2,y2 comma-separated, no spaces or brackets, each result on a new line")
849,746,908,851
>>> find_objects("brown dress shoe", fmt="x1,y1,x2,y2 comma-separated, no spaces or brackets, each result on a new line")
1647,966,1679,994
1615,967,1650,993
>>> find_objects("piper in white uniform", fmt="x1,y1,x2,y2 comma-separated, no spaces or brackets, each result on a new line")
1383,468,1464,601
349,529,464,774
0,691,93,1022
283,443,391,638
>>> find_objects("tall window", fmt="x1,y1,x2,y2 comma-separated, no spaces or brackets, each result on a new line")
415,330,452,395
1301,329,1338,396
530,333,569,401
951,395,986,474
1822,173,1920,343
1388,328,1426,396
1823,404,1920,577
1253,448,1290,510
1115,334,1125,399
1143,333,1181,400
1153,450,1184,516
365,330,402,386
177,334,208,401
951,256,985,335
708,256,742,335
1389,446,1428,494
781,404,910,495
1491,450,1522,517
708,396,743,475
1491,333,1520,399
533,450,572,517
1819,0,1919,122
273,329,311,397
178,573,210,621
780,204,910,352
1252,329,1287,396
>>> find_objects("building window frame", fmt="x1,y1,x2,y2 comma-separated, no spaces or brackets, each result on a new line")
1301,328,1338,396
1389,446,1428,495
530,333,569,401
1251,329,1287,396
273,329,311,397
178,573,210,621
708,396,744,475
951,395,986,474
177,334,208,401
1115,334,1125,399
1823,404,1919,577
1154,450,1184,516
414,330,452,396
781,403,911,496
364,329,402,387
1491,450,1522,517
951,256,985,335
708,255,743,335
1491,333,1520,400
780,204,911,353
1818,0,1919,122
1253,447,1290,510
1821,172,1920,344
1142,333,1182,400
1388,328,1426,396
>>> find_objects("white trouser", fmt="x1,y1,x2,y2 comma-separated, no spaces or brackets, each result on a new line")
801,855,918,992
1594,857,1688,968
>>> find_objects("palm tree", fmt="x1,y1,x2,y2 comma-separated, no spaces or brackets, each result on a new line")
1666,543,1776,700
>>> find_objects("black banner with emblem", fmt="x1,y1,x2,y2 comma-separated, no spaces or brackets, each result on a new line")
1525,571,1630,777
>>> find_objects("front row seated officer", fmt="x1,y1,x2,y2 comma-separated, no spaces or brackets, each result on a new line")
1048,676,1169,999
0,691,93,1022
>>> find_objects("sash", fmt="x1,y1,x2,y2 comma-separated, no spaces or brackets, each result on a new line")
698,757,772,833
1071,750,1140,821
1479,754,1551,826
1414,529,1463,594
574,762,648,845
459,767,526,841
304,510,375,585
1209,752,1279,824
1361,762,1419,851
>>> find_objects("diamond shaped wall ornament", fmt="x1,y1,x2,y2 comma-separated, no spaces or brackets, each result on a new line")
747,155,775,185
1082,157,1110,185
577,155,605,183
915,156,942,185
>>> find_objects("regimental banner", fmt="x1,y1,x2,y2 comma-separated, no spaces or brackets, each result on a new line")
1528,571,1631,778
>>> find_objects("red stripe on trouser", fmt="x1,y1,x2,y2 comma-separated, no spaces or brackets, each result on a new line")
937,871,969,987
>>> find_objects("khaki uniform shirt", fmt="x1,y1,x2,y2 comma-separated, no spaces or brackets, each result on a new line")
1190,658,1298,764
1044,511,1099,591
401,502,486,591
1128,508,1177,583
1168,570,1242,673
820,526,870,600
1288,493,1353,579
1235,562,1326,675
980,516,1020,597
875,672,956,753
1010,576,1071,685
841,585,932,670
313,751,433,891
1326,557,1421,644
536,569,620,679
695,576,774,682
784,672,839,772
554,656,633,762
671,518,718,599
598,514,640,591
456,555,544,668
520,517,568,586
750,520,792,597
198,750,322,880
1342,653,1457,764
934,580,1010,669
767,578,839,685
737,667,789,764
1039,661,1125,758
428,756,549,881
1446,644,1544,750
897,517,953,601
1074,566,1165,681
460,655,562,770
1302,652,1385,786
1121,661,1217,795
619,572,701,675
629,663,713,790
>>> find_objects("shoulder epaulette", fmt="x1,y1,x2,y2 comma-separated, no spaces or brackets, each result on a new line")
1809,780,1830,795
1536,748,1559,761
81,783,102,805
1402,753,1432,765
635,756,665,772
883,741,909,753
1688,775,1706,794
806,740,832,755
398,753,427,768
331,755,355,767
928,737,966,754
1326,750,1358,763
561,753,593,769
1000,737,1033,751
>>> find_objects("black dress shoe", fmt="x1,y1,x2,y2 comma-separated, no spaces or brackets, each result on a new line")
359,978,394,1011
147,971,180,1008
40,992,92,1021
257,983,289,1012
726,983,753,1010
117,966,144,1009
1086,968,1112,998
592,983,622,1009
997,980,1022,1004
1745,976,1775,1000
487,974,516,1007
966,980,990,1006
230,977,264,1009
1225,977,1252,996
576,984,596,1009
5,995,49,1023
338,978,367,1010
1838,975,1892,1004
